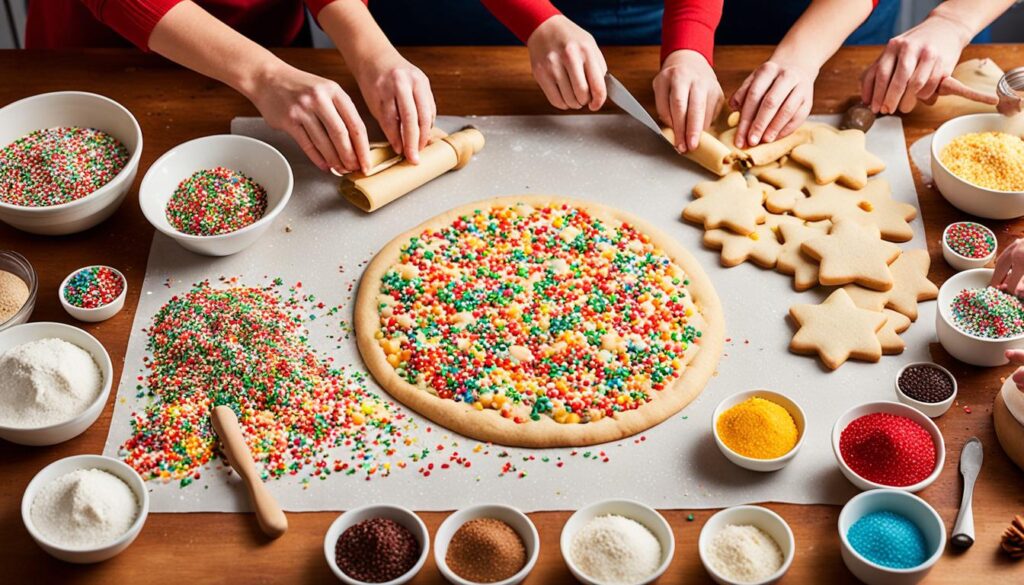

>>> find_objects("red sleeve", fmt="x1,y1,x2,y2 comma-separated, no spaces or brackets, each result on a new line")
480,0,561,44
78,0,183,50
305,0,369,21
661,0,723,65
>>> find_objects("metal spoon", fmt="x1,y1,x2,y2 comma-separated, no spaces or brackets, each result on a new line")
951,437,983,549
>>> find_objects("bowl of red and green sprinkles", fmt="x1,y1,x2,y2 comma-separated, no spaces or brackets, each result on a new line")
936,268,1024,366
59,265,127,323
942,221,996,271
139,134,292,256
0,91,142,235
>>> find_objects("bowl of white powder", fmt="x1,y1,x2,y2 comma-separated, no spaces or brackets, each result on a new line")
698,505,795,585
21,454,148,563
0,322,111,445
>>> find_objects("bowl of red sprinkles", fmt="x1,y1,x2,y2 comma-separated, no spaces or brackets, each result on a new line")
324,504,429,585
139,134,292,257
59,265,127,323
936,268,1024,366
0,91,142,235
942,221,996,271
832,401,945,493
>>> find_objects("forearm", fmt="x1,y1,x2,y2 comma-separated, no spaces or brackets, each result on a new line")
770,0,873,74
318,0,398,79
929,0,1017,45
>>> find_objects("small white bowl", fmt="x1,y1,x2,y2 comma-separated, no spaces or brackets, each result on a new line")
436,504,539,585
931,113,1024,219
894,362,958,418
831,401,945,493
21,454,149,563
0,322,113,445
712,389,806,472
59,265,127,323
0,91,142,235
0,250,37,331
324,504,429,585
838,489,945,585
139,134,293,256
936,268,1024,366
941,222,997,271
698,505,795,585
560,499,673,585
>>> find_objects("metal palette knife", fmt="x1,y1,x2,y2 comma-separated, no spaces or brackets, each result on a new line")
605,73,670,143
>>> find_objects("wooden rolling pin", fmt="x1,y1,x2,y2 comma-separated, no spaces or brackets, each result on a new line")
211,405,288,539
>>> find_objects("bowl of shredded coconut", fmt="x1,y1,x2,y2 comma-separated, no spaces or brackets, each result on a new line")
0,321,111,445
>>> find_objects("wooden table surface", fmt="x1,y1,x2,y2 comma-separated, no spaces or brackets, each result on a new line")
1,45,1023,584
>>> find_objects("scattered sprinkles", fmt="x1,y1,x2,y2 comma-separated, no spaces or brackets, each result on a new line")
944,222,995,259
165,167,267,236
840,412,936,487
950,286,1024,339
62,266,124,309
0,126,128,207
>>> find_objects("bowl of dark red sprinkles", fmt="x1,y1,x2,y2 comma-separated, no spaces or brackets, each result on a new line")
324,504,429,585
832,401,945,493
895,362,958,418
59,265,127,323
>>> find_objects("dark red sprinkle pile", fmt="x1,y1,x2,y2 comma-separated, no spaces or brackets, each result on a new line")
335,518,419,583
898,365,955,404
840,412,936,487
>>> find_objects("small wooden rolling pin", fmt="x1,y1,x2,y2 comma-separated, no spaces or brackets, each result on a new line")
211,405,288,539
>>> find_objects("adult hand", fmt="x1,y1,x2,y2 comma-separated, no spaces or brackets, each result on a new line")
527,15,607,111
248,62,371,174
992,238,1024,296
730,60,815,148
1006,350,1024,392
354,51,436,165
654,49,724,153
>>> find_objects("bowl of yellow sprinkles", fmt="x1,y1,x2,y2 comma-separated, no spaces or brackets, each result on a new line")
931,113,1024,219
712,390,805,472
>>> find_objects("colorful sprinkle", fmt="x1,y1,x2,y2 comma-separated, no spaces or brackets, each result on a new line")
950,286,1024,339
839,412,936,487
165,167,267,236
945,222,995,259
63,266,124,308
847,511,928,569
0,126,128,207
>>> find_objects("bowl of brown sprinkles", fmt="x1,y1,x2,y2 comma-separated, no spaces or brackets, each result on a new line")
895,362,958,418
434,504,539,585
324,504,429,585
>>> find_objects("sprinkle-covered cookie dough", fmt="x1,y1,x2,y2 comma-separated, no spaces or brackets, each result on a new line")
63,266,124,309
165,167,268,236
0,126,129,207
950,286,1024,339
944,222,995,259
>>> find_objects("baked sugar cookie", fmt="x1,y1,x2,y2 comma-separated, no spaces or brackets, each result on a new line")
764,184,807,214
789,289,887,370
791,127,885,189
776,220,831,291
801,220,901,290
684,171,766,235
878,309,912,355
799,179,917,242
754,158,818,192
703,223,782,268
841,249,938,321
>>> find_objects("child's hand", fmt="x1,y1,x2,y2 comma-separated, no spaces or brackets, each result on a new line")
992,238,1024,296
654,49,724,153
355,52,435,165
1006,349,1024,392
729,59,815,148
526,15,607,111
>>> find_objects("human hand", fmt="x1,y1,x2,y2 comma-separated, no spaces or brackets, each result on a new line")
729,59,815,148
526,15,607,111
245,62,370,173
354,51,436,165
654,49,724,152
1006,349,1024,392
992,238,1024,295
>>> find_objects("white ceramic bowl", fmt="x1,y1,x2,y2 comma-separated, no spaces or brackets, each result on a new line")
0,91,142,234
436,504,539,585
894,362,958,418
0,322,112,445
712,389,806,472
139,134,293,256
698,505,795,585
0,250,36,331
324,504,429,585
931,113,1024,219
838,489,945,585
59,265,127,323
936,268,1024,366
831,401,945,493
21,454,149,563
941,222,997,271
560,499,673,585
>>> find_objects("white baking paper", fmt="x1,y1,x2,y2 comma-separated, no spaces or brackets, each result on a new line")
103,114,936,513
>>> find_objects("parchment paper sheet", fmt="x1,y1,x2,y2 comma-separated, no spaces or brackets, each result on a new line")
103,114,936,513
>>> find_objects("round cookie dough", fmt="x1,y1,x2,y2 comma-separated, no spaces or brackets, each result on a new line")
355,196,724,447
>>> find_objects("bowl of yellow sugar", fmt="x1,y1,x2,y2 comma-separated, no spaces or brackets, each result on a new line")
712,390,805,472
931,113,1024,219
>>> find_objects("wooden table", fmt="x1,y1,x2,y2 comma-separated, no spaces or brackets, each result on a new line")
1,46,1023,584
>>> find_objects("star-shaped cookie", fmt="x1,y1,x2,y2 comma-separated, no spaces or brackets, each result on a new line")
684,171,766,235
703,223,782,268
776,220,831,291
789,288,888,370
764,184,807,214
791,127,885,189
754,158,818,192
801,220,902,290
797,179,917,242
878,309,912,355
841,249,938,320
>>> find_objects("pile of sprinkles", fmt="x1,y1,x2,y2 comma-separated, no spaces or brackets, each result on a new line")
165,167,268,236
944,222,995,259
0,126,129,207
839,412,936,487
950,286,1024,339
62,266,124,309
373,202,707,425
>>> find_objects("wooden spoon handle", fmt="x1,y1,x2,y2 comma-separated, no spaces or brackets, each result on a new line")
212,405,288,539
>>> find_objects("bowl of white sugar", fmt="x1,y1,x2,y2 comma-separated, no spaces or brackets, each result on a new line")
0,322,112,445
22,454,148,563
698,505,795,585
